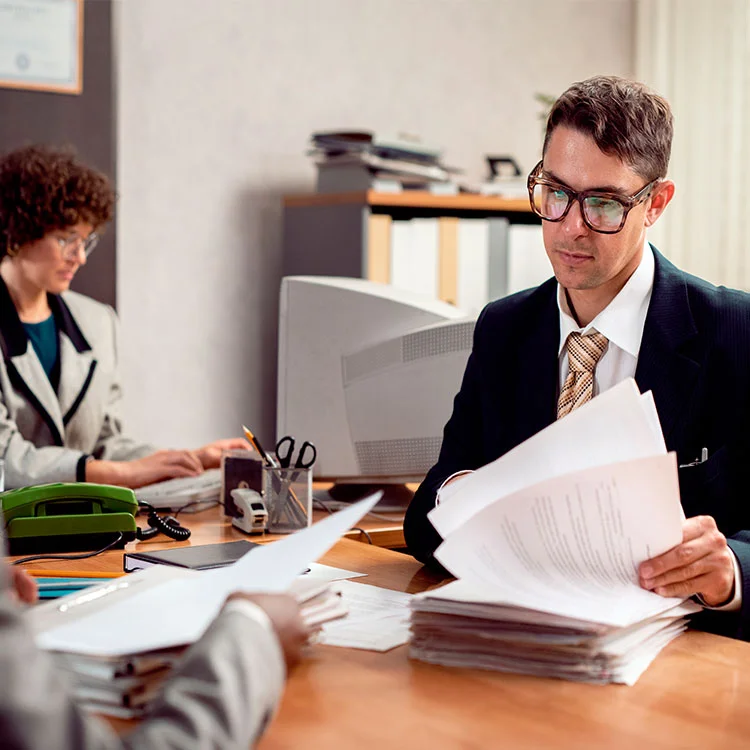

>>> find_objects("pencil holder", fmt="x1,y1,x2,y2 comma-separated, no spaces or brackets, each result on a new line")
262,466,312,534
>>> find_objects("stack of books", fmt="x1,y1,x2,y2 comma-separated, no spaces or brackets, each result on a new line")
309,130,460,193
409,379,701,685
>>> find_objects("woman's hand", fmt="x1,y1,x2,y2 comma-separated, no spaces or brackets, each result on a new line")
87,450,204,489
195,438,252,469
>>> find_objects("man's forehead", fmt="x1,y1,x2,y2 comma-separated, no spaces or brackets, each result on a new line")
543,127,642,192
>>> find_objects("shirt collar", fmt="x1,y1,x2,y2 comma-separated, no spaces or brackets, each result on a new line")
557,239,655,357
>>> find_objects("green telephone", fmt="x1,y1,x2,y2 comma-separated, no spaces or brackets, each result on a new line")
1,483,138,555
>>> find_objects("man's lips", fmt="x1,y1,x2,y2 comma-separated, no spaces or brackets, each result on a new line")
556,249,594,266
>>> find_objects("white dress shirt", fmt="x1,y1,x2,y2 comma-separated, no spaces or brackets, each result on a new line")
440,241,741,611
557,239,653,392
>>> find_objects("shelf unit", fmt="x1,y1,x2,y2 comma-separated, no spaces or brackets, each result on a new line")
282,191,540,305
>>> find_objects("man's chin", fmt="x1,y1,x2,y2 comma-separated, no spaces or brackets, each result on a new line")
551,267,599,291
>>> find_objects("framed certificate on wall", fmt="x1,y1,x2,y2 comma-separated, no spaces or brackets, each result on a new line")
0,0,83,95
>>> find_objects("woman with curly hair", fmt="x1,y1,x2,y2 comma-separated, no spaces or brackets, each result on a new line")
0,144,248,489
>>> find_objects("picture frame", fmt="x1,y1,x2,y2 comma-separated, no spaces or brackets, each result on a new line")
0,0,84,95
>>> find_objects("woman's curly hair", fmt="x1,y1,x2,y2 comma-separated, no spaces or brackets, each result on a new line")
0,144,115,259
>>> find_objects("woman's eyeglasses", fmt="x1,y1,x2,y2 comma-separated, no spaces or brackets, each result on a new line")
56,232,100,260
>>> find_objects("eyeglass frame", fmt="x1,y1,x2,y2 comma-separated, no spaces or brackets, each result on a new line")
55,231,100,260
526,160,660,235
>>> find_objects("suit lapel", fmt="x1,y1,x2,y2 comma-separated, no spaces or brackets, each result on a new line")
7,348,65,442
635,247,701,442
56,333,97,425
507,280,560,446
49,293,97,427
0,278,66,444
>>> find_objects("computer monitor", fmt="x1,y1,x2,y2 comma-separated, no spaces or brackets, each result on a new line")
277,277,474,502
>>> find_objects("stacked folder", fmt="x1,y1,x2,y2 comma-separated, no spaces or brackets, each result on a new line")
38,572,347,718
28,497,380,718
409,379,702,685
54,648,184,719
309,130,460,193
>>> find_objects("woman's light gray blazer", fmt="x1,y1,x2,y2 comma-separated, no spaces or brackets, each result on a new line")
0,278,154,489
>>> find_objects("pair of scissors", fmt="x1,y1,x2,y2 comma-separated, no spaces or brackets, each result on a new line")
275,435,317,470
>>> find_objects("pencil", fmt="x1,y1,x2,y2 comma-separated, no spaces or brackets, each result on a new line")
242,425,278,467
28,570,124,579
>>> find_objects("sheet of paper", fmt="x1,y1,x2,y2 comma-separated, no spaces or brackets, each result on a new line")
304,562,366,584
36,493,382,656
430,379,666,537
317,580,413,652
433,454,686,628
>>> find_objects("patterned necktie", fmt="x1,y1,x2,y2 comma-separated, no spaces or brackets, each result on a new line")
557,331,609,419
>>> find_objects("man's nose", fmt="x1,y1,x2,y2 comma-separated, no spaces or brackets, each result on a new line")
561,199,588,236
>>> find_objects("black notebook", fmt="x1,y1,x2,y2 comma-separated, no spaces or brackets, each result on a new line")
123,540,260,573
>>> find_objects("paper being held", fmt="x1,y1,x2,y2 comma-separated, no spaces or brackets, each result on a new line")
429,379,666,537
434,453,686,628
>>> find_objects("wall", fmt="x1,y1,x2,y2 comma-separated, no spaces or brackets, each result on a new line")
636,0,750,289
115,0,634,449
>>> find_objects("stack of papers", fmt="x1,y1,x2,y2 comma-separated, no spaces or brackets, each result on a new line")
409,379,702,685
47,577,348,719
318,580,413,652
29,496,381,717
309,130,461,193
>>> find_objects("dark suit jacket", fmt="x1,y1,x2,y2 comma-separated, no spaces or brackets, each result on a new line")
404,246,750,641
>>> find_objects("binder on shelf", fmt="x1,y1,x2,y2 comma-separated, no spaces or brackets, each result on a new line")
456,219,491,316
507,224,552,294
389,219,440,300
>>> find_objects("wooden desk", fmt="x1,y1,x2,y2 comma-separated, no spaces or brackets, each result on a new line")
14,509,750,749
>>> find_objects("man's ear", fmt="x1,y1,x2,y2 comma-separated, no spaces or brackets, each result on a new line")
644,180,675,226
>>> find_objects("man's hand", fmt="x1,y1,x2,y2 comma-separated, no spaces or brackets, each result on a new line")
8,568,38,604
87,450,204,489
639,515,735,606
227,592,309,670
195,438,252,469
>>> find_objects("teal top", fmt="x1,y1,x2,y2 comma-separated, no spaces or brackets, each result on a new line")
23,315,60,387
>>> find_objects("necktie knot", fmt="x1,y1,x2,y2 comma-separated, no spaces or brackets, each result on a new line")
557,331,609,419
565,331,609,374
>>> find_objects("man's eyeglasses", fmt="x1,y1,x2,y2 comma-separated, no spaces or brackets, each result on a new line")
527,160,659,234
55,232,100,260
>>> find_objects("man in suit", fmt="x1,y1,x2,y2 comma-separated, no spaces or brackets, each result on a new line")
404,75,750,641
0,543,308,749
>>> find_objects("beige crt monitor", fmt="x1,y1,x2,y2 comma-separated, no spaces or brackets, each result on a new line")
277,276,474,483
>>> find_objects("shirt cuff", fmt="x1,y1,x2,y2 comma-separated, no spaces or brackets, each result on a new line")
695,549,743,612
223,598,279,634
76,454,91,482
436,470,474,505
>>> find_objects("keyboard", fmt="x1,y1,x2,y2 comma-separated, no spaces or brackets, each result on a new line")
135,468,223,509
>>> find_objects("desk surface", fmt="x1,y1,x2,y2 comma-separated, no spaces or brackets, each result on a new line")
15,509,750,749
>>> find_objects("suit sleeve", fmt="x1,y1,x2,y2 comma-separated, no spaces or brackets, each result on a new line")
90,305,156,462
404,308,489,567
0,395,85,486
0,557,285,749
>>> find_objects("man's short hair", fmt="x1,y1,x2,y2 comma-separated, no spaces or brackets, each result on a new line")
543,75,673,181
0,144,114,259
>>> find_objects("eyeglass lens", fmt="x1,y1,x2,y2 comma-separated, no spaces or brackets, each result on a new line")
531,184,625,232
60,233,99,258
